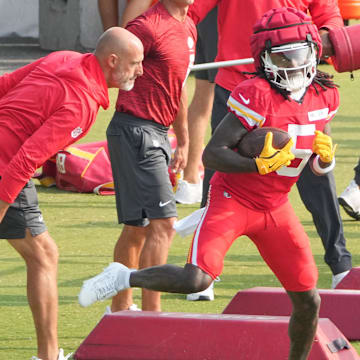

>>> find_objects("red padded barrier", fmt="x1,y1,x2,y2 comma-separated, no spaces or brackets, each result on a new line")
223,287,360,340
336,267,360,290
74,311,358,359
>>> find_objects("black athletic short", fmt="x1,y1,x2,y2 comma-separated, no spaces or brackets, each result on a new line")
106,112,177,227
194,7,218,83
0,179,47,239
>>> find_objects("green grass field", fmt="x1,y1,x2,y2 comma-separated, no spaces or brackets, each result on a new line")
0,66,360,359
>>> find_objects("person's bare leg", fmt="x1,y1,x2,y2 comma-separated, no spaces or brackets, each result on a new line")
131,263,212,294
8,229,59,360
111,224,146,311
287,289,321,360
183,79,215,184
139,217,176,311
97,0,119,31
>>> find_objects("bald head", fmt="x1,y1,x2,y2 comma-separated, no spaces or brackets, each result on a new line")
95,27,144,89
95,27,142,59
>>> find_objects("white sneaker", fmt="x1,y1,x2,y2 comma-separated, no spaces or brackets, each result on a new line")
57,349,73,360
104,304,141,315
338,180,360,220
332,270,350,288
31,348,72,360
128,303,141,311
186,282,214,301
78,262,132,307
175,179,202,204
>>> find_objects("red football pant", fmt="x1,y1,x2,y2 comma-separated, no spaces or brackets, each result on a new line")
187,186,318,292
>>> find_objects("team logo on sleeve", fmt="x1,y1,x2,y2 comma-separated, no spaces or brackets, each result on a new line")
71,127,83,138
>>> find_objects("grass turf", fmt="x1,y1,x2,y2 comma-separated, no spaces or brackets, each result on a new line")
0,66,360,358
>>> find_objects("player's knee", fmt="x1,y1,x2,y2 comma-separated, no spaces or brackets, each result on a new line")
150,218,175,239
307,291,321,315
27,232,59,268
293,289,321,317
181,265,212,293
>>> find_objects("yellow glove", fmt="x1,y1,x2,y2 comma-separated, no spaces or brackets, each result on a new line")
255,132,295,175
312,130,337,163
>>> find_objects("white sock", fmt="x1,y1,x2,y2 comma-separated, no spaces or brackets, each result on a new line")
116,268,136,290
332,270,350,288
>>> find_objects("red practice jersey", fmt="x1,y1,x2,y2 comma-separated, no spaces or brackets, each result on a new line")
211,77,339,211
116,2,197,127
189,0,343,91
0,52,109,203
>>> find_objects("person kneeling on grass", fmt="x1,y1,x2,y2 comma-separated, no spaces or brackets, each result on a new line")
79,8,341,359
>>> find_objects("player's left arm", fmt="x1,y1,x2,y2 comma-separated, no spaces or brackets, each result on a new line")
308,0,343,31
311,123,337,175
0,106,87,204
0,58,43,99
171,88,189,174
203,112,258,173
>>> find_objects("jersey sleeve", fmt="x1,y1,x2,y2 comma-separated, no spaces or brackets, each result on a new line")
0,58,44,100
227,81,267,131
0,104,90,204
126,17,155,56
308,0,343,30
188,0,219,25
326,87,340,124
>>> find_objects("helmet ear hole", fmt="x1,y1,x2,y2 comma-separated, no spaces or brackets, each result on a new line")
265,39,272,51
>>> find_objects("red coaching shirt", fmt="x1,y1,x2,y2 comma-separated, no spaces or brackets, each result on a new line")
189,0,343,91
211,77,339,211
0,52,109,203
116,2,197,127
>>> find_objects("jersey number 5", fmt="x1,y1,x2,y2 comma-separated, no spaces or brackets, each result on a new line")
276,123,316,177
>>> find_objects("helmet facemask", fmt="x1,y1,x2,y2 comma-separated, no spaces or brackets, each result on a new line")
261,42,317,95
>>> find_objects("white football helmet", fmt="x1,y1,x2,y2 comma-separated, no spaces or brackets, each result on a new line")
261,42,317,93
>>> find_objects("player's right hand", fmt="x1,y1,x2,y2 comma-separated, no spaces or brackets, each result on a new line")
312,130,337,163
255,132,295,175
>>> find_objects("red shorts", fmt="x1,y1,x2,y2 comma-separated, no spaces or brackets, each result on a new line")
187,185,318,292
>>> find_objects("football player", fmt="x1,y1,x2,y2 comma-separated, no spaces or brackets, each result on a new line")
79,8,337,359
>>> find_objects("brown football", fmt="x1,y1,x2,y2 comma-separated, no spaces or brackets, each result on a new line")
237,127,291,158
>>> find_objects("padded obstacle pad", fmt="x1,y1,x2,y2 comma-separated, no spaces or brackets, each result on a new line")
74,311,358,359
223,287,360,340
336,267,360,290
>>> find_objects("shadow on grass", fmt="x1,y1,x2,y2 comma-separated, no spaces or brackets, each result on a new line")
0,294,79,306
0,345,36,352
40,203,115,210
0,294,28,306
332,115,359,125
60,221,119,228
0,264,24,276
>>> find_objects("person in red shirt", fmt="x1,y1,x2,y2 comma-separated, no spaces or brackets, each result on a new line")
79,0,196,313
0,27,143,360
188,0,353,288
79,8,337,359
